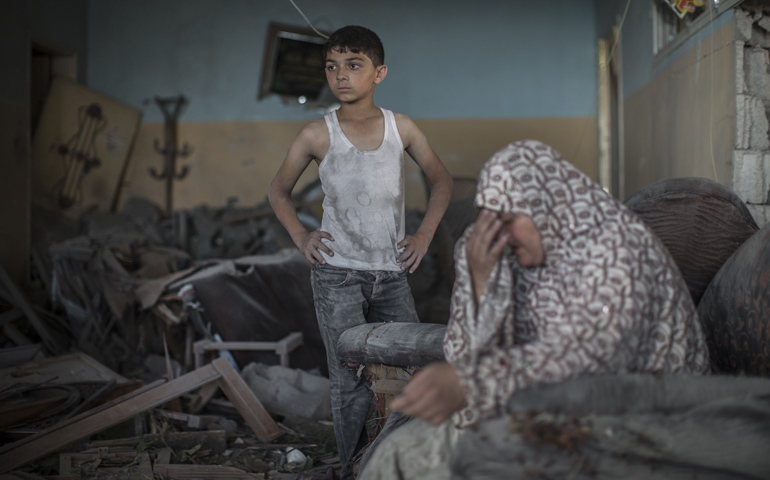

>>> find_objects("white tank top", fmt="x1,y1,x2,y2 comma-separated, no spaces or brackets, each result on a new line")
318,108,405,271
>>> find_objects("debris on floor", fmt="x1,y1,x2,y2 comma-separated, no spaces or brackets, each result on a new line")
0,349,342,479
1,170,477,478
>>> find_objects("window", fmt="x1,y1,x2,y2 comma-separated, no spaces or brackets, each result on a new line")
257,22,330,106
653,0,708,55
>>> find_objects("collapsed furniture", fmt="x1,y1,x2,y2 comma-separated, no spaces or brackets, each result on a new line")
157,250,328,375
0,357,280,474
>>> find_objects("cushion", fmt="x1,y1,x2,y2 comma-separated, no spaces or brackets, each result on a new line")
624,177,758,305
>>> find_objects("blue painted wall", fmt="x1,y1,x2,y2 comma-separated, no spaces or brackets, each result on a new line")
87,0,598,123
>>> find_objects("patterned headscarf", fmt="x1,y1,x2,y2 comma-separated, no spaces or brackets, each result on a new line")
445,140,709,427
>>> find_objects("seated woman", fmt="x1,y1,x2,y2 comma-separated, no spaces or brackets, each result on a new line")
359,140,709,479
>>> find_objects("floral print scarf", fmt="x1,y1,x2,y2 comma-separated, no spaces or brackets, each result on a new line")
444,140,709,427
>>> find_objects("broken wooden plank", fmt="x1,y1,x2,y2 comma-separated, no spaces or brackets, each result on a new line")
0,367,214,474
212,358,282,442
0,358,278,474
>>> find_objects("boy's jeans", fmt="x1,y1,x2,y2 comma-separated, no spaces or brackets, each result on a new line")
311,264,420,479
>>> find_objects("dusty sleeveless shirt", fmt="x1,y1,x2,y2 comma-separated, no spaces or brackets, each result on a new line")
318,108,406,271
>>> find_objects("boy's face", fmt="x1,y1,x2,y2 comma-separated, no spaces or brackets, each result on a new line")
325,47,387,103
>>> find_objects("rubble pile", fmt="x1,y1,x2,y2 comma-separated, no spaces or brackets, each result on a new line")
0,185,466,479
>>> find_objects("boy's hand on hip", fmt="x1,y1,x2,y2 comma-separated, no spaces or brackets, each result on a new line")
391,362,465,425
296,229,334,265
397,231,431,273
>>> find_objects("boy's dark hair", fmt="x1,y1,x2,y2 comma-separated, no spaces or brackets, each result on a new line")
323,25,384,67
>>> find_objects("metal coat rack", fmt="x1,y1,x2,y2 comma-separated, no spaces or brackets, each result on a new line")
150,95,190,217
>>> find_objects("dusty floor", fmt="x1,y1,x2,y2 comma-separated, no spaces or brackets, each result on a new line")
3,409,341,479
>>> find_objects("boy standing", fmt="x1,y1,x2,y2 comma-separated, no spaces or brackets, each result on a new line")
269,25,452,479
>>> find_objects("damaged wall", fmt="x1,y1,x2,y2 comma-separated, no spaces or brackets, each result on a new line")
0,0,88,284
597,1,769,227
733,3,770,225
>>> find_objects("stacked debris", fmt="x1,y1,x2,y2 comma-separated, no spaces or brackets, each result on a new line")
0,353,339,479
30,188,457,374
0,198,319,477
0,175,478,478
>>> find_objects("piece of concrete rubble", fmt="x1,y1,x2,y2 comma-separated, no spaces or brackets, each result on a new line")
733,151,769,204
759,16,770,33
241,363,331,421
736,95,770,151
744,47,770,100
736,8,755,42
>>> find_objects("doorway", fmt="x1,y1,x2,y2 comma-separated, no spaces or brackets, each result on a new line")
31,44,77,136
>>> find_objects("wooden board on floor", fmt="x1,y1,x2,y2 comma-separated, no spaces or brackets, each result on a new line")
0,357,279,474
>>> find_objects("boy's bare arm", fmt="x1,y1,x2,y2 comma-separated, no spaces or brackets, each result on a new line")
268,121,334,265
395,114,453,273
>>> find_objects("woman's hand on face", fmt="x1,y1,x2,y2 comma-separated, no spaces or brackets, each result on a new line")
391,362,466,425
466,209,510,302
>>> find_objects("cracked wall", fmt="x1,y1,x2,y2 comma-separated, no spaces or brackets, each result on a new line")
734,1,770,226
